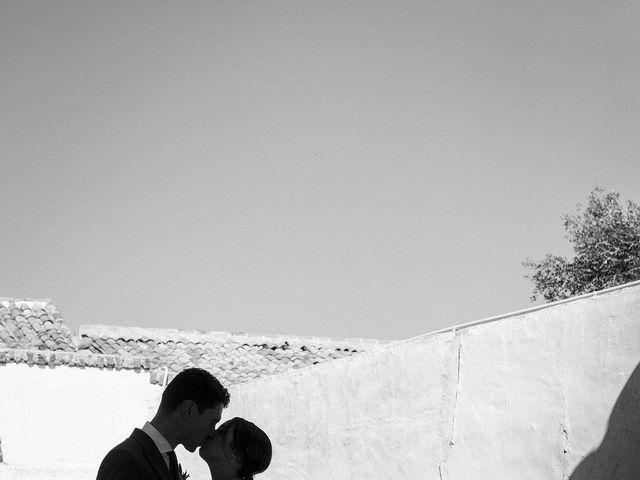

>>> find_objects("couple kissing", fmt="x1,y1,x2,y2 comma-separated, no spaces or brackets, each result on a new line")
97,368,272,480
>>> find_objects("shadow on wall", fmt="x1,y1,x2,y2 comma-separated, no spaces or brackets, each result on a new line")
569,361,640,480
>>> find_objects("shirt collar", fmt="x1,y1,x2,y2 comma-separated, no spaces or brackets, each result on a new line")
141,421,173,454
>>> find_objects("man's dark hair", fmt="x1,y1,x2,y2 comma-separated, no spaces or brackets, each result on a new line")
159,368,230,413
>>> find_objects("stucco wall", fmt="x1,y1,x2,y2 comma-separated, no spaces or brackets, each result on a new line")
1,283,639,480
0,364,161,468
218,284,640,480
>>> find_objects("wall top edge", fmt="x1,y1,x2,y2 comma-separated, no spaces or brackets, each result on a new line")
418,279,640,341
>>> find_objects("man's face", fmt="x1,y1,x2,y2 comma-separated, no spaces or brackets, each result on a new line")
182,402,223,452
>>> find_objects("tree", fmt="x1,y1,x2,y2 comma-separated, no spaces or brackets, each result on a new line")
524,187,640,302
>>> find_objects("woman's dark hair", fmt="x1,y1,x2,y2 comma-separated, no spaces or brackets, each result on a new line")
226,417,272,479
159,367,230,413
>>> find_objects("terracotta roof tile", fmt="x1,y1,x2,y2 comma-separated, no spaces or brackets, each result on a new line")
78,324,385,386
0,299,76,352
0,298,387,386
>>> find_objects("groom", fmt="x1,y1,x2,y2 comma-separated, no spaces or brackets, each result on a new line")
97,367,230,480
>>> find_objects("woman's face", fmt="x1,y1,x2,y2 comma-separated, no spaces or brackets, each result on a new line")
199,421,241,479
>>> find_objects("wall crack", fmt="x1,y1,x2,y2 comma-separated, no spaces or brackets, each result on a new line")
451,335,463,443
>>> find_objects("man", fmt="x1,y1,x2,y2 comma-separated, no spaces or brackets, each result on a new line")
97,367,230,480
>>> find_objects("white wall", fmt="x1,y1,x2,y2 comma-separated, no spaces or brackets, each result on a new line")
2,283,639,480
175,330,460,480
217,284,640,480
0,364,161,467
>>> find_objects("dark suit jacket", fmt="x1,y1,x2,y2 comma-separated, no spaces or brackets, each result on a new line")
96,428,174,480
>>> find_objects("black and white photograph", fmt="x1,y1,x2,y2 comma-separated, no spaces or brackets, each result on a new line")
1,1,640,479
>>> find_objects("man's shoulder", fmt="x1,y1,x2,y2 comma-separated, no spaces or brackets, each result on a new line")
100,433,138,464
108,429,159,457
97,430,153,480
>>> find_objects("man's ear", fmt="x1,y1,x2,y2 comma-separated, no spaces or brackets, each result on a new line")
179,399,198,419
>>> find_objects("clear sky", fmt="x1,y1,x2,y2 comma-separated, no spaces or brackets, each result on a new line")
1,1,639,340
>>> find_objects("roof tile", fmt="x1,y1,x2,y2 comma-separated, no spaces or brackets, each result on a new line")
1,298,387,385
0,299,76,352
77,324,386,386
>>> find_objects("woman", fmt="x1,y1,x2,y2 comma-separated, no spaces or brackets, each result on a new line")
199,417,272,480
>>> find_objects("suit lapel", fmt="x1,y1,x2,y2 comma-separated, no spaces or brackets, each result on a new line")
131,428,174,480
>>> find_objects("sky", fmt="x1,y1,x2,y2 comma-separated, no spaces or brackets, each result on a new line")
1,1,639,341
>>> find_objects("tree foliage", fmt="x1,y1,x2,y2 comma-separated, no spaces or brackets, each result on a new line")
524,187,640,302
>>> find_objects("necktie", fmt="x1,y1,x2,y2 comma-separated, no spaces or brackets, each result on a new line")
167,450,180,480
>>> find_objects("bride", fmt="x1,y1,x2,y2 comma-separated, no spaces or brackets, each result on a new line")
199,417,272,480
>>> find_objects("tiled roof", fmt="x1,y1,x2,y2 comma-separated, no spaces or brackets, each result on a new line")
79,325,385,386
0,298,385,386
0,348,150,370
0,299,76,351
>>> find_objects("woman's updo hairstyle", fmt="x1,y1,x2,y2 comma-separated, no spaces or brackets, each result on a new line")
228,417,272,480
